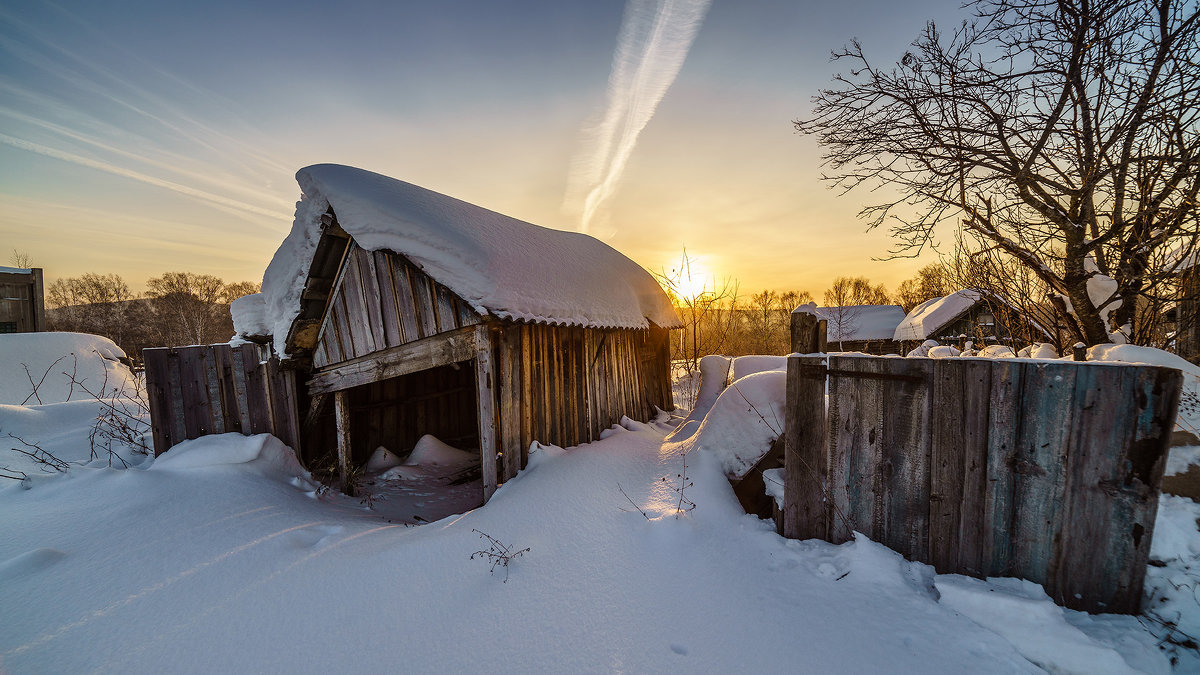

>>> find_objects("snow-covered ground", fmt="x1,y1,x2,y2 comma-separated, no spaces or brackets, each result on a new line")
3,334,1200,673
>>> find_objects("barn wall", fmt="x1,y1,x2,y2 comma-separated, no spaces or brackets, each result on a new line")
491,321,673,482
314,245,480,368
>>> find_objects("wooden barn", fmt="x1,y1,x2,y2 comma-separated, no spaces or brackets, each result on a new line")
152,164,679,506
0,266,45,334
893,289,1050,352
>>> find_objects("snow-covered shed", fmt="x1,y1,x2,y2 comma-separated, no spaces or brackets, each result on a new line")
893,289,1049,349
232,164,680,500
814,304,905,354
0,266,45,334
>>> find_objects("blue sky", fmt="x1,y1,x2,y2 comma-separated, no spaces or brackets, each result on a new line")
0,0,966,296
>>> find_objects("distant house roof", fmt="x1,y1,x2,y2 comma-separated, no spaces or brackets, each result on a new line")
241,164,680,352
893,289,1052,342
815,304,906,342
893,290,982,341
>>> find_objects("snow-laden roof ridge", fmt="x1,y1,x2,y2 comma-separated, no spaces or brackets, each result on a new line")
814,304,907,341
893,289,983,341
242,165,680,354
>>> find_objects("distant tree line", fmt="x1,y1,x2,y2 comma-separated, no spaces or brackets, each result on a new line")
45,272,259,364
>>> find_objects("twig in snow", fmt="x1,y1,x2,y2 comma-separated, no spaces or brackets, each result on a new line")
20,355,68,405
617,482,651,520
6,432,69,472
470,529,530,582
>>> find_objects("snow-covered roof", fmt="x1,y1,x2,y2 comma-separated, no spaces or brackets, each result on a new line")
815,305,906,342
893,290,982,341
0,266,33,274
246,165,680,353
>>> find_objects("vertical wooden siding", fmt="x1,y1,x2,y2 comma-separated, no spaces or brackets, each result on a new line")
314,246,481,368
490,322,673,482
144,343,300,456
783,354,1182,614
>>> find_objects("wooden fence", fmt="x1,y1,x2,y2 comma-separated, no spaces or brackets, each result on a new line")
143,343,300,457
782,353,1182,614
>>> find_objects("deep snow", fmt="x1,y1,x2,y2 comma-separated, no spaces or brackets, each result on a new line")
4,336,1200,673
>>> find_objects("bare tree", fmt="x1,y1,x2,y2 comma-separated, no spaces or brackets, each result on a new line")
895,263,952,313
655,249,739,371
796,0,1200,346
9,250,32,268
144,272,234,346
822,276,891,350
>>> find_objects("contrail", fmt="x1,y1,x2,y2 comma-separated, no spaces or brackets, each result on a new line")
566,0,712,234
0,133,290,221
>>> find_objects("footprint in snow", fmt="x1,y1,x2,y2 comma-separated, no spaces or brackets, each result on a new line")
0,548,67,581
287,525,346,550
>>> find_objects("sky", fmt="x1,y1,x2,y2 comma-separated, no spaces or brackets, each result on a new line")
0,0,969,300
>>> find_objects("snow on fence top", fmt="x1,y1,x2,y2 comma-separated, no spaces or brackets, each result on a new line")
241,165,680,353
815,305,906,341
893,290,982,342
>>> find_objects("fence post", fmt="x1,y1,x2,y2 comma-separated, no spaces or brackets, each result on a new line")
791,307,827,354
783,355,829,540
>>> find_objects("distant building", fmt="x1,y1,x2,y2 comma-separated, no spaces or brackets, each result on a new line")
0,266,45,333
815,304,906,354
893,289,1050,351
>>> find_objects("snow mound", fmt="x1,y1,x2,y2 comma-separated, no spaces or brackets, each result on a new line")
153,433,310,483
664,370,785,479
666,355,733,444
365,446,404,472
936,575,1138,673
977,345,1016,358
0,332,135,405
730,355,786,381
405,434,477,467
245,164,680,354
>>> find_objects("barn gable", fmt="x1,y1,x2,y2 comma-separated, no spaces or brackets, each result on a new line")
313,241,481,369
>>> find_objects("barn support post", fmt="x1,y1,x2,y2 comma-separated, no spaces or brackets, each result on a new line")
334,389,354,496
790,309,827,354
475,325,499,501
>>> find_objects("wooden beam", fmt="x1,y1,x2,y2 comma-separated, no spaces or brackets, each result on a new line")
475,324,499,501
307,325,482,395
334,389,354,496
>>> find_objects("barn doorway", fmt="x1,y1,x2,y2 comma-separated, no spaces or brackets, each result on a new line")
306,360,484,523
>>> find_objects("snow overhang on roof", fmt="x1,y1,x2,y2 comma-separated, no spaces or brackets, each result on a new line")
243,165,681,355
893,290,982,341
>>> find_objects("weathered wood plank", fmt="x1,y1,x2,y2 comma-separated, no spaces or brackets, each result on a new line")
334,389,353,496
202,346,226,434
374,251,403,348
390,257,421,343
307,325,483,395
142,348,173,455
1008,362,1075,586
957,359,993,577
984,359,1023,577
783,355,829,540
475,325,498,500
177,347,210,439
929,358,965,571
498,327,522,481
879,357,932,561
241,344,274,435
435,284,458,333
520,323,533,459
415,276,439,339
359,248,388,350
